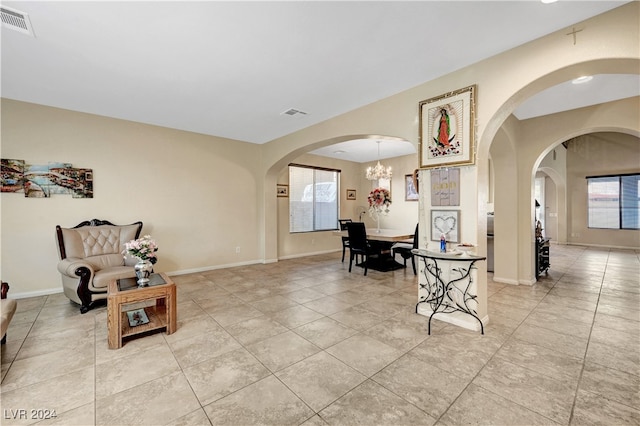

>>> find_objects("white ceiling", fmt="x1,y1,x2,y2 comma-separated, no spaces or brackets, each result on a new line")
1,1,636,163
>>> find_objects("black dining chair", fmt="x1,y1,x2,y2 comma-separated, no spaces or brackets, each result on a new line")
392,223,419,275
347,222,375,276
338,219,352,262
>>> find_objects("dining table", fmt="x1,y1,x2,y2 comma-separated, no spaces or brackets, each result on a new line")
333,228,414,272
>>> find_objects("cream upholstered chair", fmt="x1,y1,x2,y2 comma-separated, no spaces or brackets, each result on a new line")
56,219,143,313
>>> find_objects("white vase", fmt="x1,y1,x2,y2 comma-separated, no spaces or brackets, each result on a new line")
134,259,153,286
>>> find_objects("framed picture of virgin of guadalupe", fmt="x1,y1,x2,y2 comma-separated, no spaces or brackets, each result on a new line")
419,85,476,169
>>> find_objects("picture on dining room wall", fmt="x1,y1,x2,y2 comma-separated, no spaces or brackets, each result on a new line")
277,184,289,197
405,174,418,201
346,189,356,200
419,85,476,169
431,209,460,243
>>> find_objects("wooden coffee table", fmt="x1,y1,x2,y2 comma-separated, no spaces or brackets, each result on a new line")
107,272,177,349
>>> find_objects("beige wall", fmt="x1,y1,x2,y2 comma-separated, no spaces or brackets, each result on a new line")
566,132,640,248
1,99,264,296
276,152,419,259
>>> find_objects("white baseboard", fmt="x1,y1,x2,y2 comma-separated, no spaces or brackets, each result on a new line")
278,249,340,260
12,287,62,299
492,277,520,285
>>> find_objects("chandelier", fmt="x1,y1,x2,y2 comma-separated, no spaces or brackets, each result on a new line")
366,141,392,180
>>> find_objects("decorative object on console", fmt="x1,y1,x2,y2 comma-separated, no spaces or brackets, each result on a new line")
123,235,158,286
419,85,476,169
368,187,391,233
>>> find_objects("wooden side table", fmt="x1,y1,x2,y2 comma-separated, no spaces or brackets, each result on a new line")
107,272,177,349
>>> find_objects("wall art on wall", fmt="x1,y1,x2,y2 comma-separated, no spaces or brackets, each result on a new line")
419,85,476,169
430,168,460,206
0,158,93,198
405,174,418,201
431,209,460,243
1,159,25,193
277,184,289,197
346,189,356,200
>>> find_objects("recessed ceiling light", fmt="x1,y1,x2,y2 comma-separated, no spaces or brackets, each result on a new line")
541,0,558,3
333,150,346,154
572,76,593,84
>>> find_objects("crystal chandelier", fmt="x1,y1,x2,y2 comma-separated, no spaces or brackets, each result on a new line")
366,141,392,180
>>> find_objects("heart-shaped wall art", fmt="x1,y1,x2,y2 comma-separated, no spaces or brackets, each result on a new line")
434,215,457,236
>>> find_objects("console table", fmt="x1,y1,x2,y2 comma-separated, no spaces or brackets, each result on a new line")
412,249,486,334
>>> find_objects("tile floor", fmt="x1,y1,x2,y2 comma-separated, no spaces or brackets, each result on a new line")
1,245,638,425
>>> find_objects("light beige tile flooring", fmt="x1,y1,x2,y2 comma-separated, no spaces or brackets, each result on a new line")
1,245,638,425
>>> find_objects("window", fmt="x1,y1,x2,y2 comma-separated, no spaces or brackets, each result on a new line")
587,174,640,230
289,164,340,233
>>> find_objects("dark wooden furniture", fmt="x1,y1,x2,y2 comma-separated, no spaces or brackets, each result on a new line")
338,219,352,262
347,222,376,276
536,237,550,278
392,224,418,274
1,281,17,344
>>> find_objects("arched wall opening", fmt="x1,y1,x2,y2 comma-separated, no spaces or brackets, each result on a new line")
262,135,418,261
481,95,640,285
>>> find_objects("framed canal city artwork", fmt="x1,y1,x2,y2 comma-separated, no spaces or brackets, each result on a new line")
419,85,476,169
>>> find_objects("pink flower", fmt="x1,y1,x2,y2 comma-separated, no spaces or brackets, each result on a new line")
123,235,158,261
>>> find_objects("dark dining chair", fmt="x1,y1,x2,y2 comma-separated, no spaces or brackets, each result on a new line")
347,222,374,276
338,219,352,262
392,223,419,275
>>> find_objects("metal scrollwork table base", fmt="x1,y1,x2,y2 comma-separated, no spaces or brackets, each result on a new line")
412,249,486,335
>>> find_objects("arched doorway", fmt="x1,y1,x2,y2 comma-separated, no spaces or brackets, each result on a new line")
263,135,418,262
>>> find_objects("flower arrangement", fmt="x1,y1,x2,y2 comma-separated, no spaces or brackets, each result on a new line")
123,235,158,264
368,187,391,215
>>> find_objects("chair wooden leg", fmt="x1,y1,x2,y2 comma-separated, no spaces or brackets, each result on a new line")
342,246,346,262
348,252,353,273
411,256,417,275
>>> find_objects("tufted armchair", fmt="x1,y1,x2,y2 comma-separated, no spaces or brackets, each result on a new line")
56,219,143,313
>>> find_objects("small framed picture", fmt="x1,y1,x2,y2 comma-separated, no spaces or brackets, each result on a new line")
346,189,356,200
431,209,460,243
405,174,418,201
277,184,289,197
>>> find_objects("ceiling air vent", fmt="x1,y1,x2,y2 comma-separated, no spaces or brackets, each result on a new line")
1,6,35,37
281,108,308,117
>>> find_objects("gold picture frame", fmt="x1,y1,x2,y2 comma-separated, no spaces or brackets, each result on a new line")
346,189,356,200
419,85,476,169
